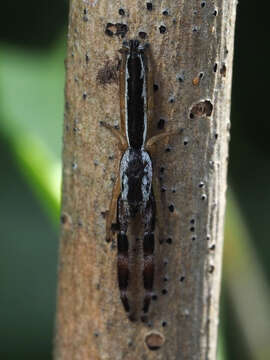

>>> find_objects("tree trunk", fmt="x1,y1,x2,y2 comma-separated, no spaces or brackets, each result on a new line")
54,1,237,359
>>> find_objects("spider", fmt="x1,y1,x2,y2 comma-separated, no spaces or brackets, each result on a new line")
100,39,179,318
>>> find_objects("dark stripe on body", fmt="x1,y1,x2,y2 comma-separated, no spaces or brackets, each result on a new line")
117,233,130,312
127,41,145,149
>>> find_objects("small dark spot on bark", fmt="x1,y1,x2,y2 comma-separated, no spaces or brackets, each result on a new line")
190,227,195,232
83,92,87,100
85,54,89,63
159,25,166,34
168,204,174,212
162,289,168,295
180,276,185,282
161,186,167,193
153,83,159,92
201,194,207,200
146,3,153,11
177,74,184,83
60,213,68,224
209,265,215,273
165,146,171,153
145,333,165,351
166,238,172,244
201,1,206,8
105,23,129,38
100,211,107,219
157,118,165,129
119,8,125,16
162,9,169,16
97,60,119,85
152,294,158,300
192,235,197,241
215,133,218,139
220,64,226,77
190,100,213,118
190,219,195,224
199,181,204,188
213,9,218,16
139,31,147,39
169,96,175,103
210,244,216,250
213,63,218,72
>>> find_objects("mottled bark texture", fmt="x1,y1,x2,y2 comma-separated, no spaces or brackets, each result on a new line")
54,1,237,359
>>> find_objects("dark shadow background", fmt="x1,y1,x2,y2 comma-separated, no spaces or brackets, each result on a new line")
0,2,269,359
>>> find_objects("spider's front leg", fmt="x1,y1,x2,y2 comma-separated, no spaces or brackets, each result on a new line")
117,197,130,313
142,192,156,314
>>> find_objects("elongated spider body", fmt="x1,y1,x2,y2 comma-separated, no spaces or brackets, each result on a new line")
100,40,178,317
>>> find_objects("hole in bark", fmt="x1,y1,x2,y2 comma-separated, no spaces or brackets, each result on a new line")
119,8,125,16
166,238,172,244
162,289,168,295
199,181,205,188
177,74,184,82
85,54,89,63
153,83,159,92
169,96,175,103
145,333,165,351
168,204,174,212
209,265,215,273
159,25,166,34
152,294,158,300
201,1,206,8
83,92,87,100
105,23,128,38
162,321,167,327
146,2,153,11
180,276,185,282
192,235,197,241
201,194,207,201
157,118,165,129
162,9,169,16
213,63,218,72
139,31,147,39
190,219,195,224
190,100,213,118
213,9,218,16
220,64,227,77
190,227,195,232
160,166,165,173
165,146,171,152
161,186,167,192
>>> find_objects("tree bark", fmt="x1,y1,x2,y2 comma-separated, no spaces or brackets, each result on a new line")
54,1,237,359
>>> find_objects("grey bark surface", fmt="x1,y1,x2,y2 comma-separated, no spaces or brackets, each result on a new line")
54,1,237,359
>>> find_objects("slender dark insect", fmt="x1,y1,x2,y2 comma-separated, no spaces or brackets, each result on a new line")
101,40,178,317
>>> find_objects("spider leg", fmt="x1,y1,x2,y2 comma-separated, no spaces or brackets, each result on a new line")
105,173,120,242
145,129,182,151
141,192,156,313
117,198,130,312
100,121,128,151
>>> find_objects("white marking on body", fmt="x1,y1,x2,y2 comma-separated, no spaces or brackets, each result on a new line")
120,150,130,200
125,54,130,147
141,151,152,202
139,54,148,149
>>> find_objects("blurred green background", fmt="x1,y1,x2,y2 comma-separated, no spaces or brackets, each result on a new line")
0,2,269,359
